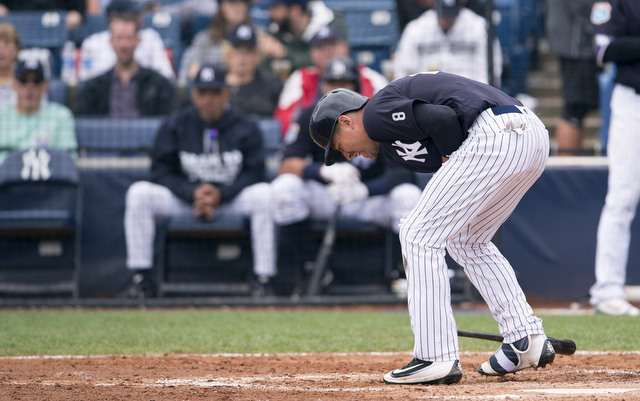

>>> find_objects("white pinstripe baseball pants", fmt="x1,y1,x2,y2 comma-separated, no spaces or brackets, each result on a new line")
590,84,640,305
125,181,276,277
399,106,549,362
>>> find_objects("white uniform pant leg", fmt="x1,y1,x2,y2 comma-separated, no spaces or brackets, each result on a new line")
340,183,422,232
219,182,276,278
272,174,336,224
590,85,640,304
399,107,549,360
124,181,192,270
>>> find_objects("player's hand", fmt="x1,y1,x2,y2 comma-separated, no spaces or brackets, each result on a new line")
319,162,361,184
193,183,221,220
328,182,368,205
442,156,449,164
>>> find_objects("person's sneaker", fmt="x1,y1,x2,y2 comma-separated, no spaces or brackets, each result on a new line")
478,334,555,376
251,275,276,298
125,273,156,299
383,359,462,385
595,298,640,316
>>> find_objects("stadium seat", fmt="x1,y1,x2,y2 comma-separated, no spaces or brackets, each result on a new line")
1,11,68,77
0,11,67,49
75,117,164,157
309,218,394,296
324,0,399,72
144,11,182,69
0,149,81,297
47,79,67,106
155,214,254,297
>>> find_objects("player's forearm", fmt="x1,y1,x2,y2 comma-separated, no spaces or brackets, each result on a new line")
412,102,465,158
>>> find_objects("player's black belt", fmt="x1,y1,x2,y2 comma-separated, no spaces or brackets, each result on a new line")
491,105,522,115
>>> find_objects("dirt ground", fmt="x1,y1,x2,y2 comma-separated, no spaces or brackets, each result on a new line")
1,351,639,400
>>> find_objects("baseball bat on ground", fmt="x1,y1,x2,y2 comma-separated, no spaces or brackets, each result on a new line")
305,205,341,297
457,330,577,355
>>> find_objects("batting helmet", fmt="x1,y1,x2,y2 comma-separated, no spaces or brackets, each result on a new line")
309,88,369,166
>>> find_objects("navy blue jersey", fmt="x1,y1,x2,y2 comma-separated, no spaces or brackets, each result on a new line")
151,105,265,203
362,72,520,173
592,0,640,92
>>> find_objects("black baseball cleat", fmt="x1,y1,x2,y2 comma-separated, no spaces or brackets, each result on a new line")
383,358,462,385
477,334,555,375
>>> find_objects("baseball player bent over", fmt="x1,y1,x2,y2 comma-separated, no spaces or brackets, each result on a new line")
309,72,555,384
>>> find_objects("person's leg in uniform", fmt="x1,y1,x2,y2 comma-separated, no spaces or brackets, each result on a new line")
387,107,552,384
219,182,277,296
590,84,640,316
272,174,325,295
124,181,192,296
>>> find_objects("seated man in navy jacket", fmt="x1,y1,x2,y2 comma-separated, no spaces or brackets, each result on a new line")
123,64,276,297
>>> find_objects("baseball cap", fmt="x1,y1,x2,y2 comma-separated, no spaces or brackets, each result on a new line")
435,0,461,17
194,65,227,89
309,88,369,166
323,57,358,83
14,59,45,83
264,0,308,7
310,25,344,47
107,0,150,13
227,24,257,48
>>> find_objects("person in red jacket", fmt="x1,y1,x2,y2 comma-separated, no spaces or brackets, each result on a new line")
273,25,388,137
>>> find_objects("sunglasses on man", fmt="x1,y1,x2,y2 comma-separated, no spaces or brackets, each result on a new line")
17,76,44,85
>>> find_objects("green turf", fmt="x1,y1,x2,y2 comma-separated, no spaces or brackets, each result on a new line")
0,309,637,356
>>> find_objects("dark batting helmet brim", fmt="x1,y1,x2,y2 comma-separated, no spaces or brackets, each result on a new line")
309,88,369,166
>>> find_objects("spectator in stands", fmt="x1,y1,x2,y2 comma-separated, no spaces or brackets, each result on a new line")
74,14,175,117
257,0,335,77
274,25,388,136
177,0,252,86
0,22,19,104
271,56,421,295
0,0,86,43
224,23,283,118
393,0,502,85
123,64,276,298
79,0,175,82
0,59,76,163
545,0,599,156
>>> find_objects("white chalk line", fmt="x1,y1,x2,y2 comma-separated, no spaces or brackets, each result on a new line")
5,374,640,398
1,350,639,361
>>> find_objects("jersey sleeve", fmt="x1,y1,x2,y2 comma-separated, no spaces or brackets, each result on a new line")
363,86,426,143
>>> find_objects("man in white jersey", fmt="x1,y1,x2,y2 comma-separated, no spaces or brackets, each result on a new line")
309,71,555,384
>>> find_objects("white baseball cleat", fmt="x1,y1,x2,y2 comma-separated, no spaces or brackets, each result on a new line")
595,298,640,316
383,359,462,385
477,334,555,376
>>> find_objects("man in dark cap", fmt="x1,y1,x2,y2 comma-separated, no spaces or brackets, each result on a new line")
0,59,76,163
123,64,277,298
270,56,420,295
224,23,283,118
274,25,388,136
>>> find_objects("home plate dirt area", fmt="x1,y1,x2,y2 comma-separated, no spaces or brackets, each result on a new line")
1,351,639,400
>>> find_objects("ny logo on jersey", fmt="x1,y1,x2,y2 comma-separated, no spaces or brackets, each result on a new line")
21,148,51,181
392,141,428,162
